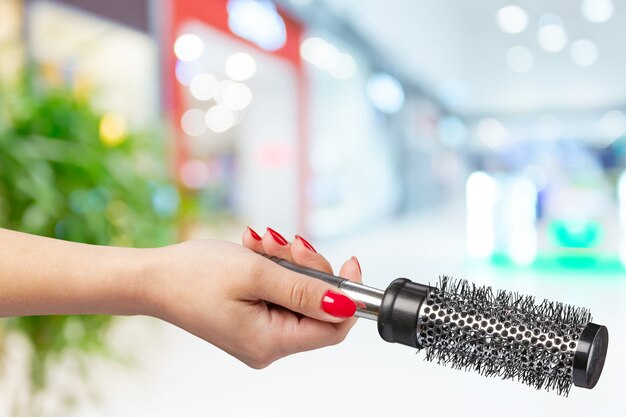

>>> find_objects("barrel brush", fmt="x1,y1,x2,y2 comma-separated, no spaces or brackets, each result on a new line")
269,257,609,396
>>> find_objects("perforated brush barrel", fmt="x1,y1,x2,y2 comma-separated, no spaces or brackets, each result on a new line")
378,277,608,396
268,257,609,395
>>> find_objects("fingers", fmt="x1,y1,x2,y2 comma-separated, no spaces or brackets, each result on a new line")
253,258,356,324
321,256,363,340
242,227,334,274
261,227,295,262
242,226,362,323
276,315,351,355
239,226,366,362
273,258,363,354
290,234,333,273
242,227,264,254
338,256,362,284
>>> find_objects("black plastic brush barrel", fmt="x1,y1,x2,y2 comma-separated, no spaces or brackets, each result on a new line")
377,278,431,348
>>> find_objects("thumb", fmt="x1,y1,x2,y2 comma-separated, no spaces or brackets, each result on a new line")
253,260,356,323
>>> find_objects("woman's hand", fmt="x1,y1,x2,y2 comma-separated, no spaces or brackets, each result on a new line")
0,226,360,369
144,228,361,369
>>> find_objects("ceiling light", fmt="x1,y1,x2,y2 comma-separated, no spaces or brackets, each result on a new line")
366,73,405,114
477,118,508,149
570,39,599,67
581,0,614,23
538,21,567,52
496,6,529,34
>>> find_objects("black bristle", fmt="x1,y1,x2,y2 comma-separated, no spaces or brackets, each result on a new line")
416,276,592,396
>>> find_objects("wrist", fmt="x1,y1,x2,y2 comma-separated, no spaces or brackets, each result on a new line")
83,245,161,317
121,247,162,317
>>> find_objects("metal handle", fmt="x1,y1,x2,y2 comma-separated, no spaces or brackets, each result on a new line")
267,256,384,320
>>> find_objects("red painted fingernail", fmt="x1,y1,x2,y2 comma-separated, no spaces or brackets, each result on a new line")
321,291,356,318
247,227,262,241
352,256,361,274
295,234,317,253
267,227,288,246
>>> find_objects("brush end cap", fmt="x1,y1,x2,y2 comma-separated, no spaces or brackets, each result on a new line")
572,323,608,389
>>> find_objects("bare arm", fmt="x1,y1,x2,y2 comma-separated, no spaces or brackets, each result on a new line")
0,226,361,368
0,227,147,317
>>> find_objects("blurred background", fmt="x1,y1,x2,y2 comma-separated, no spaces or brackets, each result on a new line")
0,0,624,415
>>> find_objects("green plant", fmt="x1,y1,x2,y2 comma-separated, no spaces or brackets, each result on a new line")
0,70,177,401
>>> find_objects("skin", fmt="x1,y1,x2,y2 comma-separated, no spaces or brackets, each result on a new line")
0,227,361,369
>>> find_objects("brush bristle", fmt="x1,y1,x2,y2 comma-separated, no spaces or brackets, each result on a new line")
416,276,591,396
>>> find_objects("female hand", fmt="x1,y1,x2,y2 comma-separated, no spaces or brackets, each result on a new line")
144,227,362,369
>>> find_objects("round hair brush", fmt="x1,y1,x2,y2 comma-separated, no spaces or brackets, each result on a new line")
269,257,609,396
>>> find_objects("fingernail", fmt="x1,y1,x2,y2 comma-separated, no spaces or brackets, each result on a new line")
267,227,288,246
247,227,262,241
352,256,361,274
295,234,317,253
321,291,356,318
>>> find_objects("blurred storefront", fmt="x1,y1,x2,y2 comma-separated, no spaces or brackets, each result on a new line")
1,0,459,241
167,0,307,237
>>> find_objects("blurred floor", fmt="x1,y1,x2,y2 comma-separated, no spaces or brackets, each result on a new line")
64,203,625,417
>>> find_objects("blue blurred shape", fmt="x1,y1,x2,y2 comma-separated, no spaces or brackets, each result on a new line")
151,185,180,217
227,0,286,51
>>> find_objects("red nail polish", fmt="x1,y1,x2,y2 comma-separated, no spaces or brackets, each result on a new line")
295,234,317,253
267,227,288,246
321,291,356,318
247,227,262,241
352,256,361,274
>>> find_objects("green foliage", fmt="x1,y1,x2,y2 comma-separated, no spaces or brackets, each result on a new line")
0,71,177,390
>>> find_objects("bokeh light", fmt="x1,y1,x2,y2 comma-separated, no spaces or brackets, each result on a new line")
437,115,468,148
300,37,333,66
180,159,210,189
205,104,236,132
151,185,180,217
496,5,529,34
366,72,405,114
538,23,567,52
225,52,257,81
174,33,204,62
477,118,508,149
181,109,208,136
215,80,252,110
570,39,599,67
189,73,218,101
581,0,614,23
227,0,287,51
99,112,127,147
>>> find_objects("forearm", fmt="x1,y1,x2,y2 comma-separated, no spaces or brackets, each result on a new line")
0,227,151,317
